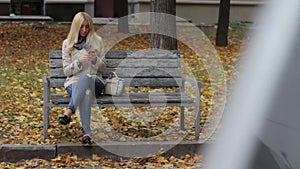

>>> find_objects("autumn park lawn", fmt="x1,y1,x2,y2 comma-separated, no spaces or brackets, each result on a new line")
0,22,246,168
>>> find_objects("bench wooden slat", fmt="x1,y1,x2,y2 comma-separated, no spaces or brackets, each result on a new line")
49,78,65,88
49,50,62,59
51,92,193,99
49,69,64,78
50,58,180,68
126,78,182,87
106,59,179,68
50,50,179,59
48,77,183,88
104,68,182,78
50,59,63,68
50,68,182,78
105,50,179,59
50,92,194,105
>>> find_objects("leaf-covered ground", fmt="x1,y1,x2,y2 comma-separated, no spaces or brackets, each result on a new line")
0,22,246,168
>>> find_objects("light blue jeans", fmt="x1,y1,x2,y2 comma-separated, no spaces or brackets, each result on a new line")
66,74,105,135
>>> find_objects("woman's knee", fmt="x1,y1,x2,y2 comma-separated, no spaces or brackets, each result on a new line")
77,74,94,88
79,74,92,82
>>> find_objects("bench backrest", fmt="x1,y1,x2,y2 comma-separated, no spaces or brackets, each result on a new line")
48,50,183,89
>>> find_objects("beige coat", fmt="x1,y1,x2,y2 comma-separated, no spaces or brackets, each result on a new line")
62,38,106,88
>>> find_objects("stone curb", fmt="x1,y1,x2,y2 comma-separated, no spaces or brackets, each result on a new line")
0,141,209,162
0,144,56,162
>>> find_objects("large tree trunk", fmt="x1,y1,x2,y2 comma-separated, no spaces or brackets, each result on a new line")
150,0,177,50
216,0,231,46
117,0,129,33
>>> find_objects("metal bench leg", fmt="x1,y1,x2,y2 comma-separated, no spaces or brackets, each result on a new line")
195,105,200,140
43,105,50,139
195,81,201,140
180,106,185,130
42,77,50,139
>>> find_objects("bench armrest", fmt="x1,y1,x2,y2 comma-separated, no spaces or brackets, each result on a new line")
182,77,201,104
183,77,202,140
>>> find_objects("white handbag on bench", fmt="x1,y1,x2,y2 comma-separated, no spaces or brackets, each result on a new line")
104,72,125,96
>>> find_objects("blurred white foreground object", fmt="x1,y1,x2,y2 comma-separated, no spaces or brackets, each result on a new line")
203,0,300,169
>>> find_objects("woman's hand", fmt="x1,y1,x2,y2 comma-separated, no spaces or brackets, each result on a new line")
79,49,97,63
87,49,97,62
79,54,90,63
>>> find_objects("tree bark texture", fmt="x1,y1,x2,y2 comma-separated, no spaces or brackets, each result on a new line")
117,0,129,33
150,0,177,50
216,0,231,46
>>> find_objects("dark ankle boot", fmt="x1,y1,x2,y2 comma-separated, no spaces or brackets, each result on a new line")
82,135,92,145
58,115,71,125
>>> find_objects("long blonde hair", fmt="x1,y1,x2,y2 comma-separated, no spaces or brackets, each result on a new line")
65,12,101,54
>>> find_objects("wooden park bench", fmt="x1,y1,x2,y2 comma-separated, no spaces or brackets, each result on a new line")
43,50,201,140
